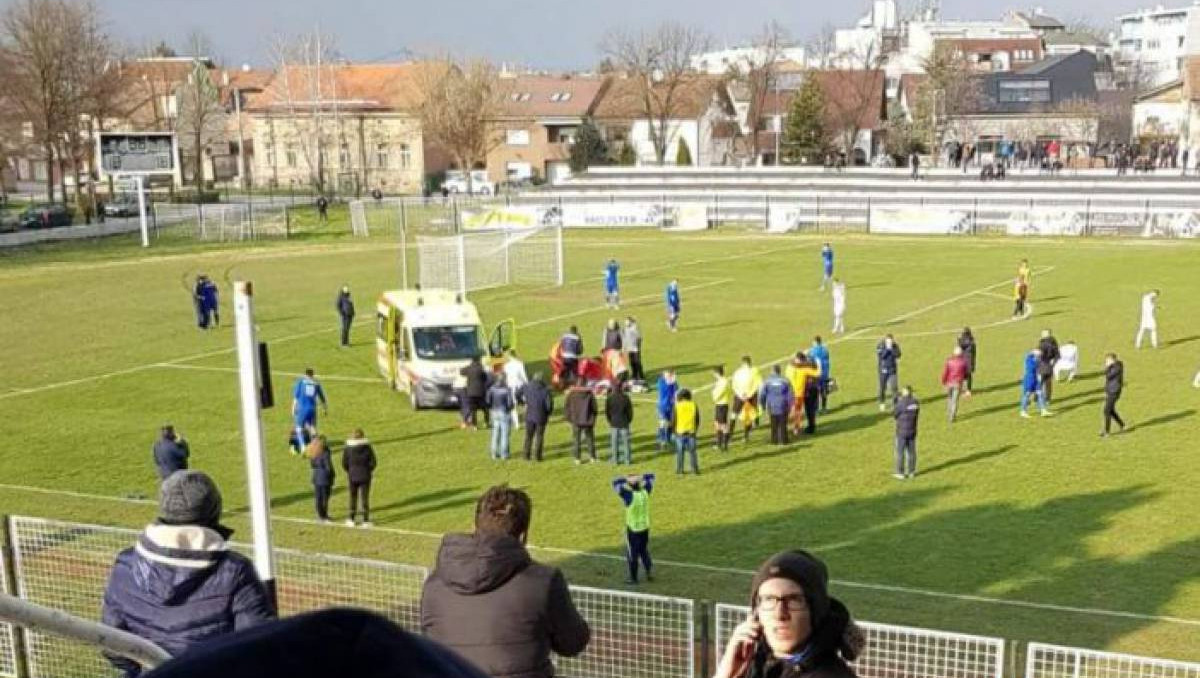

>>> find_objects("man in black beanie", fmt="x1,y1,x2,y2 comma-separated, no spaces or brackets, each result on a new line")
714,550,863,678
101,471,275,677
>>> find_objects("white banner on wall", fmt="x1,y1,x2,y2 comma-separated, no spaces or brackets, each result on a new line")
561,204,670,228
1006,210,1084,236
870,209,970,235
1144,212,1200,239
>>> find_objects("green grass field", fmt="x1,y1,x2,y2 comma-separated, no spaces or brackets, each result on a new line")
2,227,1199,662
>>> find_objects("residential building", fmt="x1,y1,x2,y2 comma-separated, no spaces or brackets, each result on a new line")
747,69,888,165
832,0,900,66
944,52,1102,155
1182,56,1200,149
935,38,1044,72
690,46,810,75
1132,79,1187,140
245,62,447,195
485,75,610,185
1115,4,1193,88
1042,31,1112,59
592,75,739,166
1007,9,1066,36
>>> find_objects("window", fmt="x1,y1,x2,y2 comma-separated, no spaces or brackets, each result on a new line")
1147,39,1160,49
318,146,329,167
21,121,33,139
549,92,573,102
339,144,350,167
506,129,530,146
399,143,411,169
509,92,532,102
506,161,533,180
285,143,297,168
265,143,275,167
997,79,1051,103
375,143,389,169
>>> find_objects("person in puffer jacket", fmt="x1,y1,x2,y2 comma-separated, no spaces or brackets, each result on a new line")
421,485,589,678
101,470,275,677
715,550,864,678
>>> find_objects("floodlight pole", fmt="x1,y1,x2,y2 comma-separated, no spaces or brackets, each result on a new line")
233,281,277,609
135,175,149,248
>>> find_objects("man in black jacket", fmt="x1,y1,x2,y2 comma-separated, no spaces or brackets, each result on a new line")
876,335,902,410
564,378,598,464
342,430,377,528
421,485,590,678
461,356,491,429
558,326,583,385
335,285,355,347
518,374,553,461
605,376,634,464
893,386,919,479
152,425,190,480
1101,353,1126,437
1037,329,1060,404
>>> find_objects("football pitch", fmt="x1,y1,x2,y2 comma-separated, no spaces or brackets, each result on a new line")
1,227,1199,661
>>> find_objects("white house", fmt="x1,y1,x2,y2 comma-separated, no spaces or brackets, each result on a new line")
1132,80,1187,141
690,46,810,75
593,75,739,166
1116,4,1194,87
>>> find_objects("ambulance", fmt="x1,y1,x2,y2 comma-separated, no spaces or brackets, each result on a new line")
375,288,515,409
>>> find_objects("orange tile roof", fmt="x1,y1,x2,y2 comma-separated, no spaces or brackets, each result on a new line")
251,62,446,113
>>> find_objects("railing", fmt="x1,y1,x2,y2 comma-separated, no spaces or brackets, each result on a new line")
2,515,1198,678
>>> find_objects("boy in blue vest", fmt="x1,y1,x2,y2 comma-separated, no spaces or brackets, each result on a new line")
664,280,681,332
820,243,834,291
613,473,655,584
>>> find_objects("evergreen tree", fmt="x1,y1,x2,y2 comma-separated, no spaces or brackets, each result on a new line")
615,142,637,166
675,137,693,166
781,76,828,165
569,118,608,173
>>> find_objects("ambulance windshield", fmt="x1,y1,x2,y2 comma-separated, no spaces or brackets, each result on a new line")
412,326,480,360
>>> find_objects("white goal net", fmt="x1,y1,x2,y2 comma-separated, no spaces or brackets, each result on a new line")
417,225,564,294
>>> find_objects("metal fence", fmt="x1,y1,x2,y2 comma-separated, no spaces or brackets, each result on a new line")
1026,643,1200,678
152,203,290,241
715,603,1005,678
0,540,17,678
5,515,1199,678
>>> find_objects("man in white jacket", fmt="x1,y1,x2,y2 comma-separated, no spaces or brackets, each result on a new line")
503,350,529,429
1135,290,1160,349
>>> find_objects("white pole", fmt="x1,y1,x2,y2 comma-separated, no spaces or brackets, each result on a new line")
135,175,149,248
233,281,276,599
400,206,409,289
555,223,564,285
457,235,468,296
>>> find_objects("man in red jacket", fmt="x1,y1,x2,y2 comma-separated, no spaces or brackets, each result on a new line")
941,346,970,423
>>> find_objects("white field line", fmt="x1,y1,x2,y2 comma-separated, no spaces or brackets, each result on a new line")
838,302,1036,340
1,481,1196,628
155,363,379,384
516,279,734,330
0,318,376,402
685,266,1056,394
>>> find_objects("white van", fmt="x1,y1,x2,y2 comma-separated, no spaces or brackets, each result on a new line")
442,170,495,196
375,289,514,409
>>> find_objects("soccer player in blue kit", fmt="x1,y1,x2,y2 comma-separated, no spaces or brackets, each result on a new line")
665,279,681,332
820,243,834,291
292,368,328,430
604,259,620,309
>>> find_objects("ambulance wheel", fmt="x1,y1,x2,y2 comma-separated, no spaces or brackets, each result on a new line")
409,390,421,410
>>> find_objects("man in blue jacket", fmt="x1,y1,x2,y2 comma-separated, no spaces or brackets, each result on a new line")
101,471,274,676
759,365,795,445
809,336,832,413
820,243,834,291
665,279,681,332
1020,347,1053,418
876,334,902,411
655,370,678,451
152,425,189,480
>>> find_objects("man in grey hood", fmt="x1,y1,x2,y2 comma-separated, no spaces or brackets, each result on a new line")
421,485,590,678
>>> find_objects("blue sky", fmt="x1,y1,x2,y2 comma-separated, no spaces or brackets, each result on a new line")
5,0,1161,68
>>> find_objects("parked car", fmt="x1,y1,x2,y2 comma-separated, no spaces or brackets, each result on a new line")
19,203,73,229
442,170,495,196
0,211,19,233
103,194,145,218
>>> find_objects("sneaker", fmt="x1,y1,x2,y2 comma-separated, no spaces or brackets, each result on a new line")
1041,410,1054,417
1019,411,1031,418
625,578,638,585
1099,431,1109,438
344,519,356,527
892,473,906,480
907,472,917,479
574,459,582,465
879,403,887,412
360,522,373,529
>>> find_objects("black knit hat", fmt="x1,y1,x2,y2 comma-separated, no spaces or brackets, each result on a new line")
750,550,831,627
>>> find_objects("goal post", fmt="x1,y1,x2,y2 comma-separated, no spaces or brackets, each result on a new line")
417,224,564,295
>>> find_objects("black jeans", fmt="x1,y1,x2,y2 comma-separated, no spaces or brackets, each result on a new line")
572,426,596,460
1103,392,1125,433
313,483,331,520
467,396,489,427
524,421,547,460
769,413,788,445
878,371,898,404
348,480,371,522
803,392,819,434
625,528,652,582
628,351,644,381
339,314,353,346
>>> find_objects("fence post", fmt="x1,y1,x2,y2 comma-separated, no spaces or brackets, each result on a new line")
867,195,872,233
1084,198,1091,236
698,601,710,678
285,206,291,238
973,197,979,235
712,193,719,230
816,194,822,231
2,517,33,678
764,193,771,231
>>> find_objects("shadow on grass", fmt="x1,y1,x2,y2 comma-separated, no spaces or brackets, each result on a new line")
1128,409,1196,433
919,444,1017,477
1166,335,1200,348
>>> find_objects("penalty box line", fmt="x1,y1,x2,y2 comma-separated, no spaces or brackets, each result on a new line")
0,480,1197,628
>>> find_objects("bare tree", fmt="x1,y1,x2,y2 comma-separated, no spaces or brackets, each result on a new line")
806,24,837,69
267,29,344,192
919,44,982,162
738,21,791,165
416,57,508,190
175,58,224,192
600,22,712,165
816,39,887,162
2,0,79,202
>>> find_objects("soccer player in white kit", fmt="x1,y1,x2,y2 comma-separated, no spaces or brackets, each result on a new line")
831,279,847,334
1135,290,1160,349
